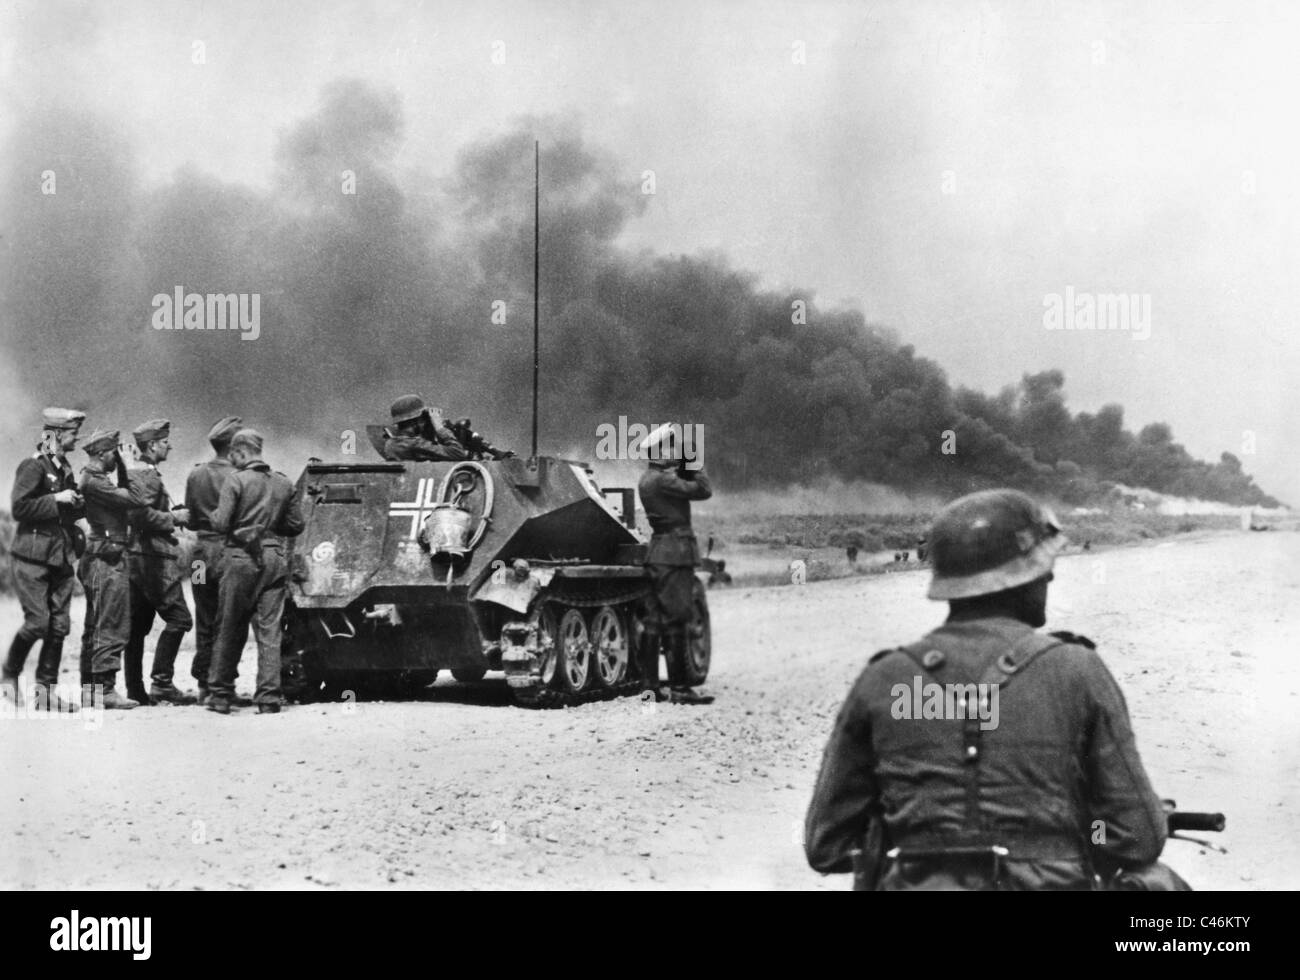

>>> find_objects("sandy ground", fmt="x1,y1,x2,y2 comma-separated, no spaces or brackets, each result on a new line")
1,529,1297,890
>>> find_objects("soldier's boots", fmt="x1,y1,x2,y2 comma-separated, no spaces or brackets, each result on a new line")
149,681,196,705
31,683,80,713
0,674,22,709
79,644,93,693
193,685,245,707
2,635,36,706
144,631,195,703
148,626,189,696
124,645,151,706
669,687,715,706
97,673,138,710
34,635,65,687
206,698,232,715
637,633,671,702
665,634,714,706
30,637,78,712
4,633,36,675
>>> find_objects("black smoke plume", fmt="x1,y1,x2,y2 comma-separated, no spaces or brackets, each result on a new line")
0,80,1279,508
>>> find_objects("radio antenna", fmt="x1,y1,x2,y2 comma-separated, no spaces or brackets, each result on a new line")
530,139,540,462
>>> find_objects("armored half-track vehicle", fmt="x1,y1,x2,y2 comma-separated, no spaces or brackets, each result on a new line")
281,453,711,707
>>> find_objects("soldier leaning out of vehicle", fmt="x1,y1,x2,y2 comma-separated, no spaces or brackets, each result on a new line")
380,394,514,462
805,488,1186,891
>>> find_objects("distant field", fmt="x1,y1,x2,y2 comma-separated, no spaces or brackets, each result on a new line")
695,509,1258,589
0,504,1286,596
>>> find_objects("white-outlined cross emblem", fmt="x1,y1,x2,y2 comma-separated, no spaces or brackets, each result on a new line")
388,477,438,540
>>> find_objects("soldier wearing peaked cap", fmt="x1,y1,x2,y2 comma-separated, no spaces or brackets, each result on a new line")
76,428,147,709
207,428,304,714
123,419,195,705
635,423,714,706
2,408,87,710
804,488,1181,891
184,416,242,705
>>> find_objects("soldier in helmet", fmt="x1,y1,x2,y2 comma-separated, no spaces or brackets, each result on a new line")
2,408,87,710
805,488,1175,890
379,395,469,462
379,394,513,462
123,419,195,705
635,423,714,705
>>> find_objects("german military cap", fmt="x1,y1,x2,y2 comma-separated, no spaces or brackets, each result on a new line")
132,418,171,446
207,415,243,447
638,422,685,466
82,429,120,454
230,427,264,454
390,394,427,425
42,407,86,431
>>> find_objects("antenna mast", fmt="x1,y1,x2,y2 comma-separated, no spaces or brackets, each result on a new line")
531,139,540,461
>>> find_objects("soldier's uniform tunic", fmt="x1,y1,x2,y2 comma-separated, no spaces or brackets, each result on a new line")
185,456,234,691
77,458,143,677
804,615,1167,890
381,433,467,462
125,462,193,694
4,449,84,690
636,464,712,636
208,460,304,706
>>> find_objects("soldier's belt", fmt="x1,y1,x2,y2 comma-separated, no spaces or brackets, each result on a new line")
88,534,130,545
889,835,1084,863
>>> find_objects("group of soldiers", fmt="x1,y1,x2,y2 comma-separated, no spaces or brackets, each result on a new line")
6,396,1179,887
2,408,302,714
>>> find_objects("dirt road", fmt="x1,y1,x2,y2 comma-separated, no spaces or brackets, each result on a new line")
2,530,1296,890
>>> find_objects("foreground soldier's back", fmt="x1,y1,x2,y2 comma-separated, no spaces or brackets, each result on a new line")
805,489,1169,890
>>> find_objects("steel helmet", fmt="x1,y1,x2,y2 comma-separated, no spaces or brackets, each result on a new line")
390,394,428,425
926,489,1066,600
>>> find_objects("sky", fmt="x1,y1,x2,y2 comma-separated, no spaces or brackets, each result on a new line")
1,0,1297,502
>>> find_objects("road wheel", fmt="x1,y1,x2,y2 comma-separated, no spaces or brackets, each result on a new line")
536,605,560,687
506,605,560,707
451,667,487,682
556,607,592,694
590,605,630,688
672,578,711,687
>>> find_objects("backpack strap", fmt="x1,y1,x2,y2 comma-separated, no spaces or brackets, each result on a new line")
894,631,1068,832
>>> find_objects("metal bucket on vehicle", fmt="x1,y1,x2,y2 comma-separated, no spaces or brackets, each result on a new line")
424,504,473,556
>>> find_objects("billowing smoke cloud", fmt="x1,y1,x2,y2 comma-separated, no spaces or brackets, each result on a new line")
0,76,1280,508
